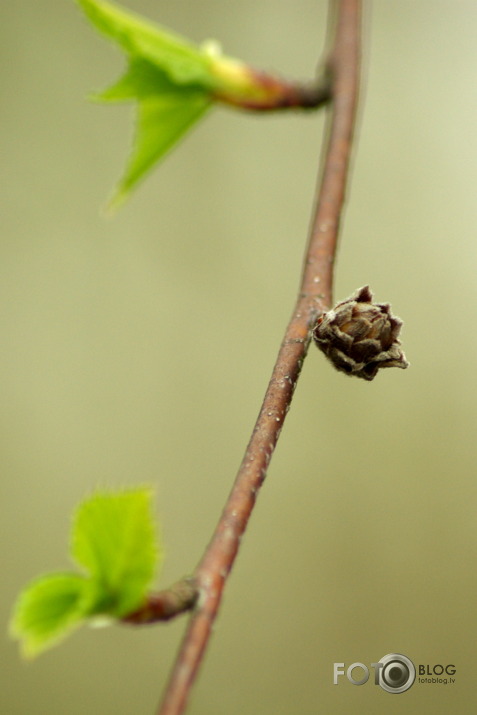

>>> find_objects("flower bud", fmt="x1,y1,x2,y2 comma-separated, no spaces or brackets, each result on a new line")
313,286,409,381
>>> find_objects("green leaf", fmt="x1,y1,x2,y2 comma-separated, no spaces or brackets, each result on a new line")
77,0,213,87
72,487,160,617
77,0,218,206
112,93,211,210
95,57,177,101
11,487,163,657
95,57,212,209
10,573,93,658
78,0,287,207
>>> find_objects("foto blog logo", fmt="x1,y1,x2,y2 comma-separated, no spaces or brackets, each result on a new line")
333,653,416,694
333,654,457,693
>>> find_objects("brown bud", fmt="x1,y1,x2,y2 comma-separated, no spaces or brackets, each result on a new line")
313,286,409,381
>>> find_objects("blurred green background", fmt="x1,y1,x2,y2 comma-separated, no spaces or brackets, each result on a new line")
2,1,477,713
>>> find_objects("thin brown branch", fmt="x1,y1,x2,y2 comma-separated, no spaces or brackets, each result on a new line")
214,68,332,111
122,578,197,624
157,1,361,713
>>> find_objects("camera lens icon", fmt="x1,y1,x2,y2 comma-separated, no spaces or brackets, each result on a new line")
378,653,416,694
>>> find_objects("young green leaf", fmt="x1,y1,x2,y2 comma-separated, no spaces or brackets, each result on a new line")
78,0,217,206
11,487,162,657
72,487,160,617
77,0,297,207
94,58,212,209
10,573,94,658
77,0,213,87
112,89,210,210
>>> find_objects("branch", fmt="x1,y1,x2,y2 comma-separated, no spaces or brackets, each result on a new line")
122,579,197,624
213,68,332,111
157,1,361,712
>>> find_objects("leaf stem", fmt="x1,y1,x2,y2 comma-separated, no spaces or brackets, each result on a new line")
157,1,361,713
212,65,332,111
122,579,197,624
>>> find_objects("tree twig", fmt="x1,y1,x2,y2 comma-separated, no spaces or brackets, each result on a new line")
157,1,361,712
214,68,332,111
122,579,197,624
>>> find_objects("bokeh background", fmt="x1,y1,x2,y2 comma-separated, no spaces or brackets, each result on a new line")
2,1,477,713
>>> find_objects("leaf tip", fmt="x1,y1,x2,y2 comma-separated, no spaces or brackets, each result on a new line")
103,186,128,215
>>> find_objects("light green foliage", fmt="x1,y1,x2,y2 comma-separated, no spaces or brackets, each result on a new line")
94,58,211,208
10,573,94,658
78,0,213,87
77,0,271,208
10,488,161,657
72,488,160,616
77,0,221,207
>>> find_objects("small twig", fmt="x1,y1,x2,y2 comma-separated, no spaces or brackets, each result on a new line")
214,68,332,111
122,579,197,624
157,1,361,713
